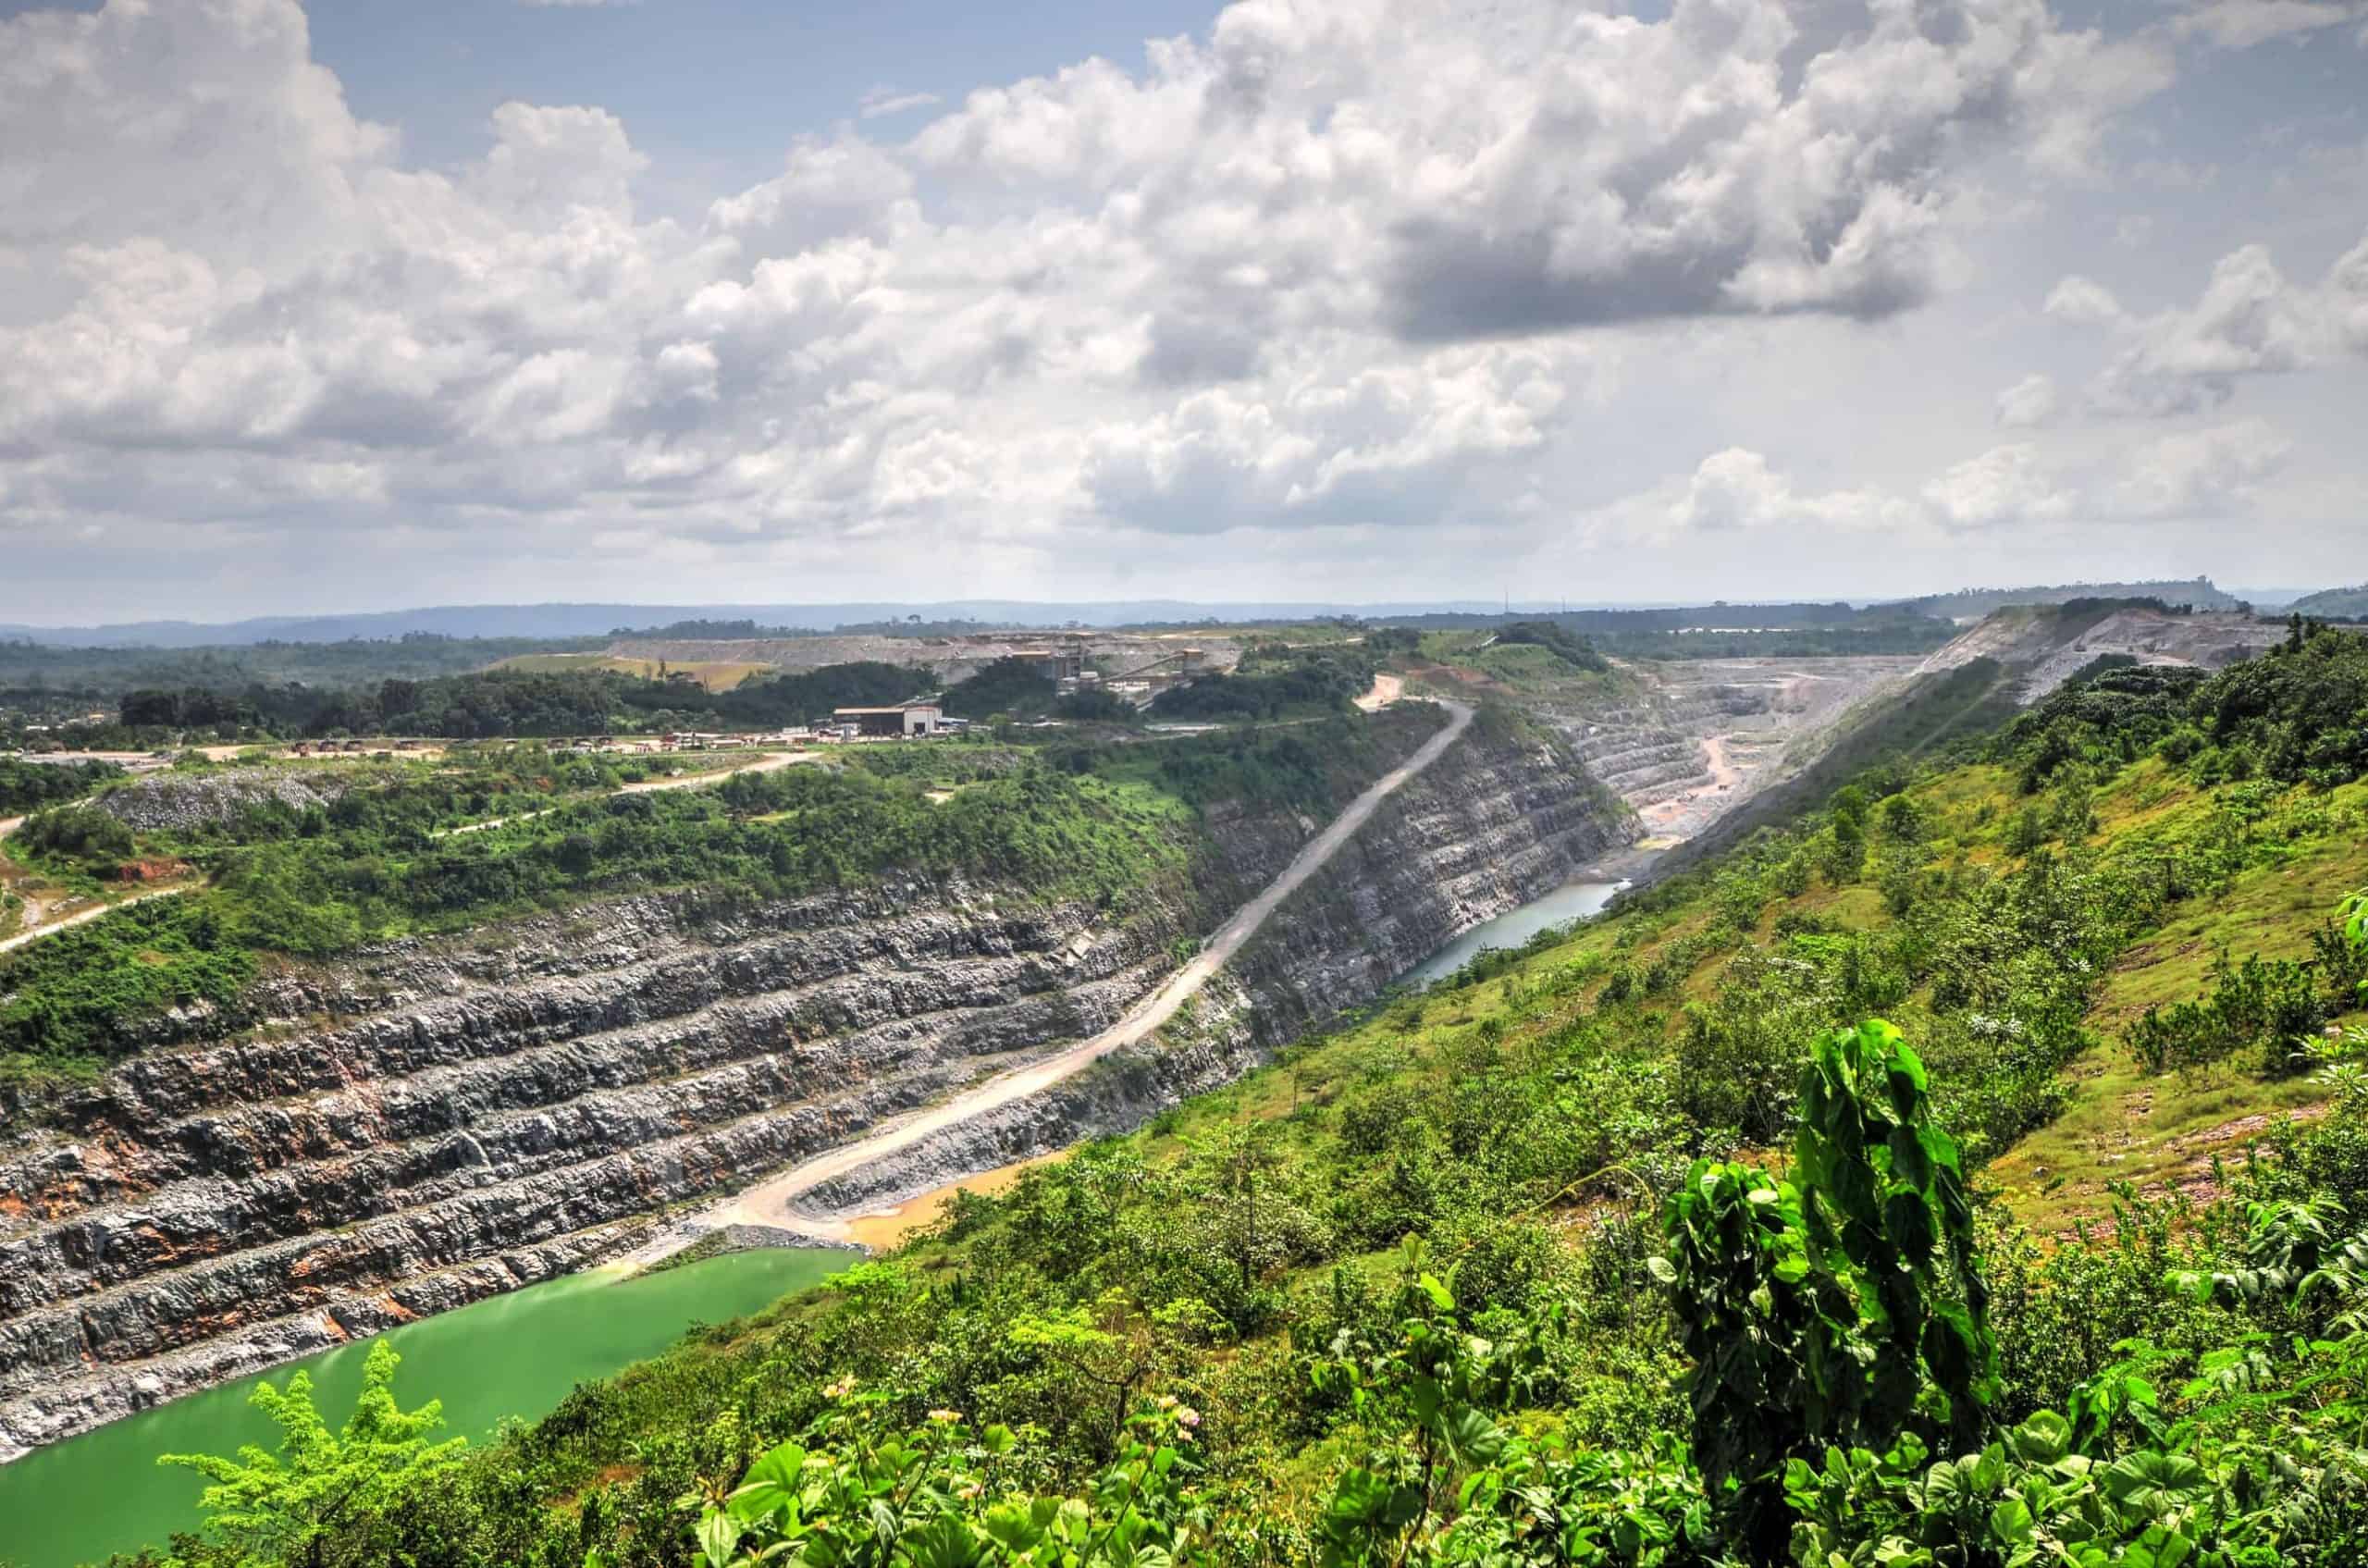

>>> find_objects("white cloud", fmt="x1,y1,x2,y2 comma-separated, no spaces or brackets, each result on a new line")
0,0,2178,571
1920,445,2078,531
1580,448,1913,544
2103,418,2292,518
20,0,2368,614
857,87,942,119
2044,275,2128,327
2052,233,2368,415
2172,0,2368,50
1588,420,2296,543
1995,374,2062,429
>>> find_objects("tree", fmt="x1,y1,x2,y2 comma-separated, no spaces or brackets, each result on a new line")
1654,1019,1993,1563
1190,1120,1282,1294
943,657,1058,720
160,1340,465,1568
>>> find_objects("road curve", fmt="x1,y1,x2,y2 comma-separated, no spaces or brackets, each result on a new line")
700,699,1476,1244
0,887,188,957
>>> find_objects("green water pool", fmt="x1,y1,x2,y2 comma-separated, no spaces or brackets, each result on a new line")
0,1246,848,1568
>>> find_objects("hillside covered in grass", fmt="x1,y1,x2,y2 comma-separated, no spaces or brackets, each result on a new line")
105,628,2368,1568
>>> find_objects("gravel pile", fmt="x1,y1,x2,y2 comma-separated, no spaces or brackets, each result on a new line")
93,770,356,833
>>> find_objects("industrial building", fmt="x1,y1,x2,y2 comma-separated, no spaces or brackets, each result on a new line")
832,703,944,738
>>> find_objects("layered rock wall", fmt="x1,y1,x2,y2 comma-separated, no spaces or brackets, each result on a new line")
797,716,1633,1216
0,714,1628,1455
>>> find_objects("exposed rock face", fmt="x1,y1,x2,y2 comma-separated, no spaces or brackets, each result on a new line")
0,717,1628,1457
1913,607,2285,701
91,769,354,833
796,715,1634,1217
1558,657,1922,839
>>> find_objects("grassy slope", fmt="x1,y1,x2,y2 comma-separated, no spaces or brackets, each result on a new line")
1992,762,2367,1229
865,745,2367,1251
1588,756,2363,1227
1400,631,1633,708
152,659,2368,1566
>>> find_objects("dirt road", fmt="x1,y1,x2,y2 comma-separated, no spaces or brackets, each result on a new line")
619,751,815,795
429,751,816,838
0,886,187,957
695,700,1477,1246
1701,735,1742,791
1354,673,1405,711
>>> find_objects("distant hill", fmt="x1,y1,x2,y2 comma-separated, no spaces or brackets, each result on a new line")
2288,584,2368,620
1893,577,2240,621
0,598,1914,649
0,599,1571,648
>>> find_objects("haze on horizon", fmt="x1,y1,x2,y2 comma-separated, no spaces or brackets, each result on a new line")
1,0,2362,623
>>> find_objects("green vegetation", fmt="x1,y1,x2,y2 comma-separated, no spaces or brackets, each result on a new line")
0,765,1193,1072
1490,621,1610,673
133,986,2368,1567
0,712,1445,1084
2288,584,2368,621
1998,622,2368,791
117,660,934,740
0,758,122,814
0,634,609,736
1152,644,1377,721
3,655,939,749
9,805,137,874
943,657,1059,720
1051,687,1143,724
158,1341,466,1568
1088,711,1427,815
34,624,2368,1568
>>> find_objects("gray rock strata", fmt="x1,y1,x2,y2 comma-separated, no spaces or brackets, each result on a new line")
0,717,1630,1458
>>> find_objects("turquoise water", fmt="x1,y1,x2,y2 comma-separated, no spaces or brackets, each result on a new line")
1400,881,1622,990
0,1247,847,1568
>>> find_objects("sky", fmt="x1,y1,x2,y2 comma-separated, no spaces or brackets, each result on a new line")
0,0,2363,623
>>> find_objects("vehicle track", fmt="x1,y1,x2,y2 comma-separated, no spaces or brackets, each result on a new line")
693,699,1475,1245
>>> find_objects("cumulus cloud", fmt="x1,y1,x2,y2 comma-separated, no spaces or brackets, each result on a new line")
2103,418,2292,518
1585,420,2295,542
2050,234,2368,415
1921,424,2291,527
1994,374,2061,429
1580,448,1912,544
0,0,2209,583
1920,445,2078,530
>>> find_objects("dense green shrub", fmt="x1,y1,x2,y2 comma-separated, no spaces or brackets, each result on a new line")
0,758,123,814
1150,649,1368,721
13,804,137,870
941,657,1059,719
0,897,256,1068
2128,949,2329,1074
1490,621,1610,673
1993,625,2368,793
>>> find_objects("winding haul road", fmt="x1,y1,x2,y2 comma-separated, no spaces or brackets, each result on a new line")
15,707,1476,1253
698,698,1476,1245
